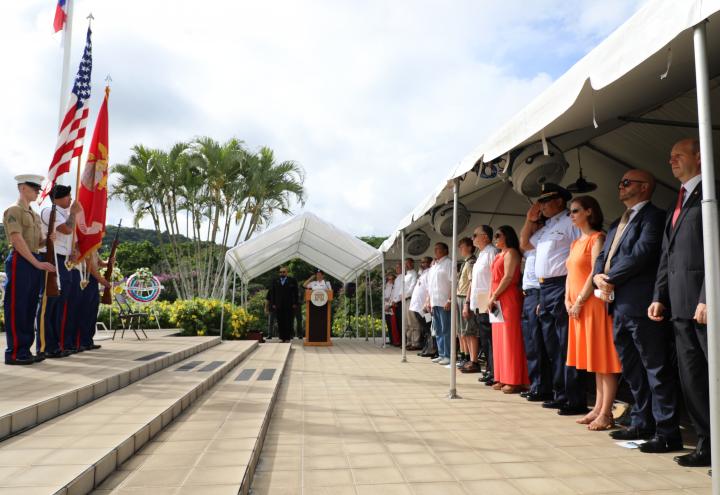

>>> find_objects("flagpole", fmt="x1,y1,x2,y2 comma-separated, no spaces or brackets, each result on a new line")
58,0,75,127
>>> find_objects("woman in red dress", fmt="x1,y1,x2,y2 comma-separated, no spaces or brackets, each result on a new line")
487,225,529,393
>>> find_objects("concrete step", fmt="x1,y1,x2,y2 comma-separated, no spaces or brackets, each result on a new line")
0,340,258,494
0,334,221,442
94,343,292,495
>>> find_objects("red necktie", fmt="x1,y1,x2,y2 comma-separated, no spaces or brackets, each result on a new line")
671,186,686,228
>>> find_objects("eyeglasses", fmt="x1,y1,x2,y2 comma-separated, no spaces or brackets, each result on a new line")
569,208,582,214
618,178,647,188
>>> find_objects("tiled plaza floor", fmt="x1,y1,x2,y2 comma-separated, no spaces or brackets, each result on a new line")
251,339,712,495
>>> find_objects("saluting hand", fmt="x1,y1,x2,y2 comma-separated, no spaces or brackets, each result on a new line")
526,202,541,222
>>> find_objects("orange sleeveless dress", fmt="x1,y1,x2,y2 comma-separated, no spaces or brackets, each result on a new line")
565,232,621,373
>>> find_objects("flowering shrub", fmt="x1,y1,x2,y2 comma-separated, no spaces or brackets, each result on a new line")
133,267,154,284
97,298,255,340
331,314,383,337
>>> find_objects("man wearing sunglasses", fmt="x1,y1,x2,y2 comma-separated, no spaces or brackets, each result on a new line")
593,169,681,456
520,182,586,416
4,175,57,365
266,266,299,343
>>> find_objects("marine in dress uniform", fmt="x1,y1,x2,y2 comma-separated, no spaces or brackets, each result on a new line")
3,174,56,365
76,252,111,350
35,185,79,358
520,183,587,415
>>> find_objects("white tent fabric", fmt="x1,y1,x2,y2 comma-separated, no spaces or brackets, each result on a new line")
381,0,720,252
225,212,383,283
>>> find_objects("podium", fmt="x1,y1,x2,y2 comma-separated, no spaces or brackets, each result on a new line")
304,289,333,346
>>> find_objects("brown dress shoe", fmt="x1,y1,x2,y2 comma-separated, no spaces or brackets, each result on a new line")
492,382,503,390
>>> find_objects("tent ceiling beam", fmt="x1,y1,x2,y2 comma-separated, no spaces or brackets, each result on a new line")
581,142,679,194
618,115,720,131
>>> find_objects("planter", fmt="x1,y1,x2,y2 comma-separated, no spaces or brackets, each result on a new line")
245,331,265,343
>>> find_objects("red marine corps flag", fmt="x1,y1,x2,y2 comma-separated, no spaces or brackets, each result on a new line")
76,85,110,260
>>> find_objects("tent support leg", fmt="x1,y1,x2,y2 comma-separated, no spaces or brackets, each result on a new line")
219,264,228,342
365,271,370,341
401,230,407,363
381,259,387,348
355,274,359,339
370,274,375,344
694,21,720,492
449,179,459,399
231,273,237,310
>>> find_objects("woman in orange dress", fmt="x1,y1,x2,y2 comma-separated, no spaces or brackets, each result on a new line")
487,225,529,393
565,196,622,431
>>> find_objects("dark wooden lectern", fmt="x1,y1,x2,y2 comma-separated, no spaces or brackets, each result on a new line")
304,288,333,346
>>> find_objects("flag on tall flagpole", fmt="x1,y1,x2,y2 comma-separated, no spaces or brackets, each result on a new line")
76,86,110,260
41,25,92,203
54,0,68,32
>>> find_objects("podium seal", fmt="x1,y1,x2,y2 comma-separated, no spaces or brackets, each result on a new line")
310,289,329,307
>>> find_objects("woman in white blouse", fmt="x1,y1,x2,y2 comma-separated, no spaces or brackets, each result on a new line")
304,269,332,291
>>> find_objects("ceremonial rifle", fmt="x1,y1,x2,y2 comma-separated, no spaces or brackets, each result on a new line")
44,204,60,297
101,219,122,305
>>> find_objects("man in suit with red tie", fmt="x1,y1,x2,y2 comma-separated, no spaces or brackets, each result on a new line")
649,138,710,467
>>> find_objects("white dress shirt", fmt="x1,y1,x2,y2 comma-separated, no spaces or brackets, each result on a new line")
627,200,650,224
391,276,403,303
384,281,395,313
533,210,580,280
40,206,72,256
307,280,331,291
681,174,702,205
403,269,418,299
427,256,453,307
409,270,429,313
469,244,498,311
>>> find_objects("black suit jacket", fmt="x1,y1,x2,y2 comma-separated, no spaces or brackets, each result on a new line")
266,277,299,311
653,182,706,319
594,202,665,318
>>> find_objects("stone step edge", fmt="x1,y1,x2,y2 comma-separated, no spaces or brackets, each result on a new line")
62,340,258,495
240,344,292,495
1,337,221,442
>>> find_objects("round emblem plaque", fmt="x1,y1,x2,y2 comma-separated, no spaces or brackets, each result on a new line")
310,289,329,307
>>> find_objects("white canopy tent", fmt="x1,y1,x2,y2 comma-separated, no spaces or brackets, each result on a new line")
220,212,386,343
380,0,720,479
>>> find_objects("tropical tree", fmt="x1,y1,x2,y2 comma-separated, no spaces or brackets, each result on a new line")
111,137,305,299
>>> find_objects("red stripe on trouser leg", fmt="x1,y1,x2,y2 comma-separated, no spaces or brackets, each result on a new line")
390,305,400,345
59,301,68,351
10,253,18,360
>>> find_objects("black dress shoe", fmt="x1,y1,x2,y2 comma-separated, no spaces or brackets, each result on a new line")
46,350,64,358
526,392,554,402
674,451,711,467
639,435,684,454
609,427,654,441
557,405,590,416
5,357,34,365
542,400,564,409
34,353,46,362
89,344,102,350
520,391,532,398
483,379,495,386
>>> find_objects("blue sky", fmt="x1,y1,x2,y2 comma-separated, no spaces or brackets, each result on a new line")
0,0,648,238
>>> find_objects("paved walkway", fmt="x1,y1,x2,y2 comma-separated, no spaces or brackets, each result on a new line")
251,339,711,495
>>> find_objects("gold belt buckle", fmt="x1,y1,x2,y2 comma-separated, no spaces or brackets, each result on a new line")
539,278,545,284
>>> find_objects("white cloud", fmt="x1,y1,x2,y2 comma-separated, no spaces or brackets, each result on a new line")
0,0,648,238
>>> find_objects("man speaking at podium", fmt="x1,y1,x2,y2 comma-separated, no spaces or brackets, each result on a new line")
266,266,299,343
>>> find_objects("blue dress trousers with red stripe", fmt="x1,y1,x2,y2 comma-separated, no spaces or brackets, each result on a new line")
4,251,43,362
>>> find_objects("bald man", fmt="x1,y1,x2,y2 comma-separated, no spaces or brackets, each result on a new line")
593,168,681,454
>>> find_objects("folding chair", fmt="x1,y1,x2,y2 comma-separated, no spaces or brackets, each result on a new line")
113,292,149,340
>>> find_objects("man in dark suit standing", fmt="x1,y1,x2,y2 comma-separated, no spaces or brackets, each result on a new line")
593,169,681,454
266,266,299,343
649,138,710,467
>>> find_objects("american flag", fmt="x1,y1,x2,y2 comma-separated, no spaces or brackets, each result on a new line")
41,26,92,202
54,0,68,32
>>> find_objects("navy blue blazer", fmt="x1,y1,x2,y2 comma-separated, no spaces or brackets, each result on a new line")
593,202,666,318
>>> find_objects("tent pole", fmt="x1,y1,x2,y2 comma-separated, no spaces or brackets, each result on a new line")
355,274,359,339
219,263,228,342
365,271,369,341
370,272,375,344
381,258,387,347
694,21,720,490
449,179,459,399
401,230,407,362
231,273,237,310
